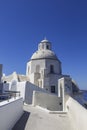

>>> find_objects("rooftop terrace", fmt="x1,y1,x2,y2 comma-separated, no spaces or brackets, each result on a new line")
12,104,75,130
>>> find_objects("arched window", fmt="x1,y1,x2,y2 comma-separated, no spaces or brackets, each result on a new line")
46,45,49,49
50,65,54,73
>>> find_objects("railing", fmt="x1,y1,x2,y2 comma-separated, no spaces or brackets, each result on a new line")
0,91,20,102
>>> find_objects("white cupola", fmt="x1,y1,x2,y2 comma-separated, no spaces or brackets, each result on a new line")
38,39,51,50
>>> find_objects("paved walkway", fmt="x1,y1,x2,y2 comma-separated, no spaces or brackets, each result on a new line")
13,105,75,130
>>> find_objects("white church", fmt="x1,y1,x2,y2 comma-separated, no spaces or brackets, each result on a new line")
2,38,79,95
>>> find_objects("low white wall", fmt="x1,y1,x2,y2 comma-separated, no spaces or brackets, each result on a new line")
0,97,23,130
33,91,62,111
3,81,58,105
24,82,47,104
66,96,87,130
15,81,47,104
16,82,26,100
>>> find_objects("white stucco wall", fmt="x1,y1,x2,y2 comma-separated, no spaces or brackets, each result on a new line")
12,81,47,104
49,74,61,93
26,58,62,94
29,73,35,84
32,91,62,111
66,96,87,130
16,82,26,100
3,81,47,104
46,59,61,74
58,77,72,95
27,59,46,75
3,82,15,92
0,97,23,130
24,82,47,104
27,58,61,75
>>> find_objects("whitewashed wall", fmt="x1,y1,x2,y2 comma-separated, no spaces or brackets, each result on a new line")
3,82,12,92
24,82,47,104
3,81,47,104
16,81,47,104
26,58,62,94
16,82,26,100
0,97,23,130
32,91,62,111
66,96,87,130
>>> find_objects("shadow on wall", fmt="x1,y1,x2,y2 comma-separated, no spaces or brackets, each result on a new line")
12,111,30,130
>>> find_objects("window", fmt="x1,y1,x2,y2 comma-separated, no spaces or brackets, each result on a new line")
46,45,49,49
59,102,62,105
50,65,54,73
4,81,7,83
51,86,55,93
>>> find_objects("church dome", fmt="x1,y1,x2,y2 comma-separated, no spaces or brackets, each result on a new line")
30,39,58,60
31,50,58,60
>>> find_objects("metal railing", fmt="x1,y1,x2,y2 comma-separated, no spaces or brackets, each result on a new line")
0,91,20,102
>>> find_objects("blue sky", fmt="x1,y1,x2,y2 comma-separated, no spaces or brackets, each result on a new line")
0,0,87,89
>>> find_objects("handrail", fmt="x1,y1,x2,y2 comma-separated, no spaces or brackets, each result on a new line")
0,91,20,102
5,90,20,93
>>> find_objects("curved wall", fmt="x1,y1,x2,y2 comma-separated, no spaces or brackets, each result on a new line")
66,96,87,130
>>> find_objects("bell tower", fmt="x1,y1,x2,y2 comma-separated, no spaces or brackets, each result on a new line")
38,38,51,51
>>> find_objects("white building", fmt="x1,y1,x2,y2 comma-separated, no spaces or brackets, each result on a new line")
26,39,62,93
2,39,79,96
26,39,79,94
2,38,79,100
1,39,87,130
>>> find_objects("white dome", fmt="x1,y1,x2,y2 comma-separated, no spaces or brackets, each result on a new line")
31,50,58,60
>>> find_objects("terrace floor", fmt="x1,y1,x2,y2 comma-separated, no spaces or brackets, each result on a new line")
12,104,76,130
